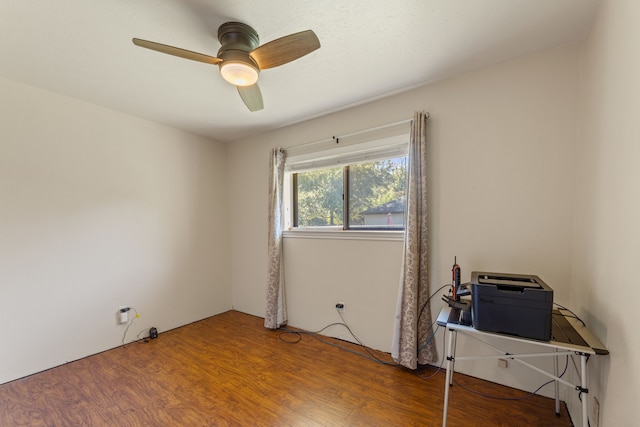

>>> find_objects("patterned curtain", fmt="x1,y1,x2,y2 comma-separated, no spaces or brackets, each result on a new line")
265,148,287,329
392,111,436,369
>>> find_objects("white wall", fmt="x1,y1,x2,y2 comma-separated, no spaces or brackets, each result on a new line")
228,44,580,396
0,77,232,384
569,0,640,425
283,235,404,351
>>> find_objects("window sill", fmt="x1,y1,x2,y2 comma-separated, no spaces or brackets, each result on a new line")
283,228,404,241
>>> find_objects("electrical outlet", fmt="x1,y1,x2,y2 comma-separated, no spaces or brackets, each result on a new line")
118,306,130,324
335,302,345,314
591,396,600,427
497,358,508,368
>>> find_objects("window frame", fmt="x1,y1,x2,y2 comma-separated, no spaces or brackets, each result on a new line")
284,133,409,235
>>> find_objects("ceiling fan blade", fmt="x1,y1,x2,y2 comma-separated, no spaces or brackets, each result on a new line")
250,30,320,70
132,38,222,65
237,84,264,112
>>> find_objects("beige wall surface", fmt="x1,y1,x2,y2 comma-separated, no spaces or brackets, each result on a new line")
228,44,581,397
570,0,640,425
0,77,232,384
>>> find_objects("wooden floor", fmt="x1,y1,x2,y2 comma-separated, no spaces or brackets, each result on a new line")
0,311,573,426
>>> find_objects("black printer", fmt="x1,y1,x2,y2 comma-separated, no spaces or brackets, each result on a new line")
471,272,553,341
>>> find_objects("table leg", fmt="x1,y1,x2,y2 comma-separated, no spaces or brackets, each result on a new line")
450,329,457,386
554,348,560,415
442,328,456,427
581,354,589,427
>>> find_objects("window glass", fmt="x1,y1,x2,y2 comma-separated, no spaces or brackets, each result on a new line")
348,157,407,229
295,166,343,227
292,156,406,230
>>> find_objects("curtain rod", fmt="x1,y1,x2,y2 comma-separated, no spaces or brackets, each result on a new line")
286,116,425,152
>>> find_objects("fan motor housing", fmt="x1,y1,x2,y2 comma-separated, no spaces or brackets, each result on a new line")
217,22,260,54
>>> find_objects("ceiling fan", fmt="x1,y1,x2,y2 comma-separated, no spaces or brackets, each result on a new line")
132,22,320,112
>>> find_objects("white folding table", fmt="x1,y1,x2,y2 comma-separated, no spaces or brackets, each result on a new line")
437,305,608,427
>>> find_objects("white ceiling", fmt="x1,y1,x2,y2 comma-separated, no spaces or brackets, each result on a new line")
0,0,599,143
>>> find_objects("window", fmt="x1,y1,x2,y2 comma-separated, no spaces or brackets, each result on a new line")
346,157,407,229
285,133,408,231
293,165,344,227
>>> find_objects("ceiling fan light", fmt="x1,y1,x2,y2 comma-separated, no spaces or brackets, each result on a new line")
220,62,259,86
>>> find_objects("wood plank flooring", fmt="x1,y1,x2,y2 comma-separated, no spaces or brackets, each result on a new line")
0,310,573,426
